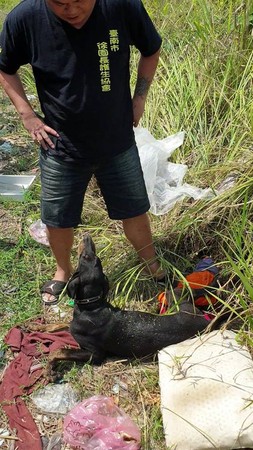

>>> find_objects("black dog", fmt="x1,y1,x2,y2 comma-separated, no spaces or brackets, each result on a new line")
57,233,210,365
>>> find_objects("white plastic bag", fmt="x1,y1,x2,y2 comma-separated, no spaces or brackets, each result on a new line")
135,127,213,215
158,330,253,450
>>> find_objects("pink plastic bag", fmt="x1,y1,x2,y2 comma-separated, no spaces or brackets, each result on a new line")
63,395,141,449
28,219,50,246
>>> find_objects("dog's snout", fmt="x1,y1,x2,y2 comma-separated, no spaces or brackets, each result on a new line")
84,233,96,255
78,233,96,258
77,233,96,259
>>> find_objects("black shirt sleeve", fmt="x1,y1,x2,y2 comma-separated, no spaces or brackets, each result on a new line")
126,0,162,56
0,13,30,74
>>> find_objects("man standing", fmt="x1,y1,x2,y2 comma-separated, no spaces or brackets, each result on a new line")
0,0,164,304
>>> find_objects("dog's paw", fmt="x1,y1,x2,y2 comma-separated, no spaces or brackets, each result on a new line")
44,362,62,383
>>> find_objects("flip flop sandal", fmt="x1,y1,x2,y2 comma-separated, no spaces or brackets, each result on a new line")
41,280,67,306
155,275,170,287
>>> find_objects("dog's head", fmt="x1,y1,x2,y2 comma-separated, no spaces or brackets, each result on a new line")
67,233,109,304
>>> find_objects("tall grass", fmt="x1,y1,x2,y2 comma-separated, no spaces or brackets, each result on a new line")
140,0,253,334
145,1,253,171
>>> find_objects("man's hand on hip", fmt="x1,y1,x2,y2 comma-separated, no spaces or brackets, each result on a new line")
22,112,60,150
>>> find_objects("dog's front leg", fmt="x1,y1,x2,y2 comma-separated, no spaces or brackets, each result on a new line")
45,348,106,381
27,322,69,332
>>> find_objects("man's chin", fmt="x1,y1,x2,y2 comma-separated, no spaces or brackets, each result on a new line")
66,17,86,28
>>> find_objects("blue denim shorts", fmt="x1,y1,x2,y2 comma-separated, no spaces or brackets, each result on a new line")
39,144,150,227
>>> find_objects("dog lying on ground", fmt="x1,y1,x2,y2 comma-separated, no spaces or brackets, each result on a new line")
41,233,210,373
28,233,211,377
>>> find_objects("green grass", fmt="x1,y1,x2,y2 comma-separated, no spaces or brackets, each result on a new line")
1,0,253,448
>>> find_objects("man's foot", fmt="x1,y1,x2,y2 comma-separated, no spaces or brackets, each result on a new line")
41,280,67,306
140,263,171,288
142,260,166,280
41,267,74,305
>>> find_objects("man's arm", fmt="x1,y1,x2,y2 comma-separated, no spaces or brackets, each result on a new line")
0,71,59,149
132,48,160,127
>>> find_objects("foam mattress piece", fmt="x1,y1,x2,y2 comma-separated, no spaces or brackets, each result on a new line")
158,330,253,450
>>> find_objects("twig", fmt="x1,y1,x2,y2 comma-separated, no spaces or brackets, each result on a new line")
0,434,19,441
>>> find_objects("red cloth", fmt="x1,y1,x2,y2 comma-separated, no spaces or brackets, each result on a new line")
0,327,79,450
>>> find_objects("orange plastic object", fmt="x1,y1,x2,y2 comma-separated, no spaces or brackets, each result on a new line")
158,270,217,314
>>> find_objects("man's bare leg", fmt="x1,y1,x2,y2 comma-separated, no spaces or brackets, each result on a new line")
122,213,164,278
42,226,74,303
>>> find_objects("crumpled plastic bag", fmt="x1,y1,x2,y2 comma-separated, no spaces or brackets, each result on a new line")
63,395,141,450
135,127,214,215
31,383,79,414
28,219,49,246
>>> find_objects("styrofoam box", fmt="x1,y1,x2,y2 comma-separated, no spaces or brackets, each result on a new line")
0,174,36,201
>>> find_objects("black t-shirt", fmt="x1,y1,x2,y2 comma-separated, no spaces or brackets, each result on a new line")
0,0,162,161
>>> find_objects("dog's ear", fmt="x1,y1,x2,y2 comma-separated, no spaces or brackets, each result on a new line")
102,274,110,298
67,272,80,299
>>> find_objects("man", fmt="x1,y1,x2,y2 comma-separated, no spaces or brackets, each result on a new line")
0,0,164,305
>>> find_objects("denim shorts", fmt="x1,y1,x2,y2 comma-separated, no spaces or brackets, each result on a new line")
39,144,150,227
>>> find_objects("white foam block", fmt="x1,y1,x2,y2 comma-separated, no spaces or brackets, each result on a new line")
158,330,253,449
